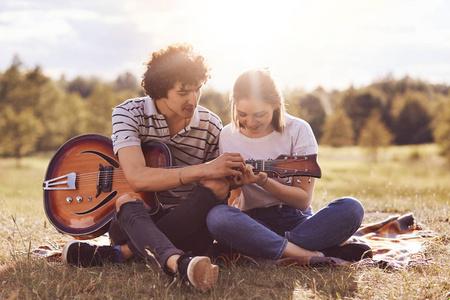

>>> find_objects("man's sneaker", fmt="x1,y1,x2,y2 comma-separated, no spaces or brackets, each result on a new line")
62,240,116,267
177,253,219,292
321,242,373,262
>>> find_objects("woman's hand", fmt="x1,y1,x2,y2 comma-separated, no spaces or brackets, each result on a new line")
240,164,268,186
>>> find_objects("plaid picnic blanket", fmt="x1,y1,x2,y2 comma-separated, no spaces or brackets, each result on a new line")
351,213,437,268
32,213,437,269
215,212,438,268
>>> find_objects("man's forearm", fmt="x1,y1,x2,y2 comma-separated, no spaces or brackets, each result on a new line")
127,164,208,192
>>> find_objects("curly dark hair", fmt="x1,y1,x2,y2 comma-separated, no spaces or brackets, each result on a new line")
141,44,210,100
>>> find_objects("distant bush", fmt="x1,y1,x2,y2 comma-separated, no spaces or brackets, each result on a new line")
433,101,450,163
321,110,354,147
358,111,393,162
408,150,421,161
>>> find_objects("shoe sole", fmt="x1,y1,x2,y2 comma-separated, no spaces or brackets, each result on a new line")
187,256,219,292
62,240,80,264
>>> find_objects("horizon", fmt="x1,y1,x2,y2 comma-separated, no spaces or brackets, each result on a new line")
1,0,450,92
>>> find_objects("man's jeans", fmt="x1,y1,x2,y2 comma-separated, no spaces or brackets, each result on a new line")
109,185,223,270
206,197,364,259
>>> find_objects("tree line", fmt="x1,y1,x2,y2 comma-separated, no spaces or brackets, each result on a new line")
1,57,449,164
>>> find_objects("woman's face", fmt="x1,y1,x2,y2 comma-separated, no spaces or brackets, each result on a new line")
235,98,275,138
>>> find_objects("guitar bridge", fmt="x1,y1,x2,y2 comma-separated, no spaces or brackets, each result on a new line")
43,172,76,190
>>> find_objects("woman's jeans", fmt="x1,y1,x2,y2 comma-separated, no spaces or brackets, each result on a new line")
108,185,223,270
206,197,364,259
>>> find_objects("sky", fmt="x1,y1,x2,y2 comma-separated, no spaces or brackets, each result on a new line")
1,0,450,91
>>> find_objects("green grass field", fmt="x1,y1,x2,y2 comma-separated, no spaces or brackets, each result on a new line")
0,145,449,299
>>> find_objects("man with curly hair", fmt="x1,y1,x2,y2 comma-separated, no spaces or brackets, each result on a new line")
62,44,244,292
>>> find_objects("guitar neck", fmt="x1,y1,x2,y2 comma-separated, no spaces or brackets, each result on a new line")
245,159,270,172
169,155,321,178
245,154,322,178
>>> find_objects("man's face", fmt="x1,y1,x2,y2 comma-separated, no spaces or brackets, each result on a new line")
165,81,202,119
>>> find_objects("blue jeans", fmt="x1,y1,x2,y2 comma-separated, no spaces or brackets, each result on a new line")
109,185,223,271
206,197,364,259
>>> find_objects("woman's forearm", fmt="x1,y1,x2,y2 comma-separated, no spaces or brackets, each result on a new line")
257,178,313,210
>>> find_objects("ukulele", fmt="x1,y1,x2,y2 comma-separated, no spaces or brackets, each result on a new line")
43,134,321,239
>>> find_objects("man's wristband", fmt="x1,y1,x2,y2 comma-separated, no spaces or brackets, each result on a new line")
178,169,186,185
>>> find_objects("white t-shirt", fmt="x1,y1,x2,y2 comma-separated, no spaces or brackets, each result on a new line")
219,113,318,211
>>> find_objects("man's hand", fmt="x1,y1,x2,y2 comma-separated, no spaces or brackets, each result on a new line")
203,153,245,179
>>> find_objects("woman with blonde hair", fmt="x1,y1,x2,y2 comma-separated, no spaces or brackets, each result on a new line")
207,69,371,263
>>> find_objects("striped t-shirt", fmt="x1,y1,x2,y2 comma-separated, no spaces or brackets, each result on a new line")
111,96,222,204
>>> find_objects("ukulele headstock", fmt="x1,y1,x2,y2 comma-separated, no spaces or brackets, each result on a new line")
247,154,321,178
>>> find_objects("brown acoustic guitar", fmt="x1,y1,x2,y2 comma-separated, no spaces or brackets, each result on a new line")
43,134,321,239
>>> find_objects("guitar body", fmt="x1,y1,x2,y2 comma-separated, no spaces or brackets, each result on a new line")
43,134,172,240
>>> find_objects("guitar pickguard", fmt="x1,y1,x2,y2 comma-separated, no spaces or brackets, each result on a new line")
81,150,120,168
75,191,117,215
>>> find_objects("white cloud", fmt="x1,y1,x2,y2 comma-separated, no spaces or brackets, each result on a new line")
0,10,75,43
1,0,450,90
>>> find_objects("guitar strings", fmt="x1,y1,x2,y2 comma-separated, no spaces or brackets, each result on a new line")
74,164,303,181
53,157,312,183
74,167,302,185
62,166,180,181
